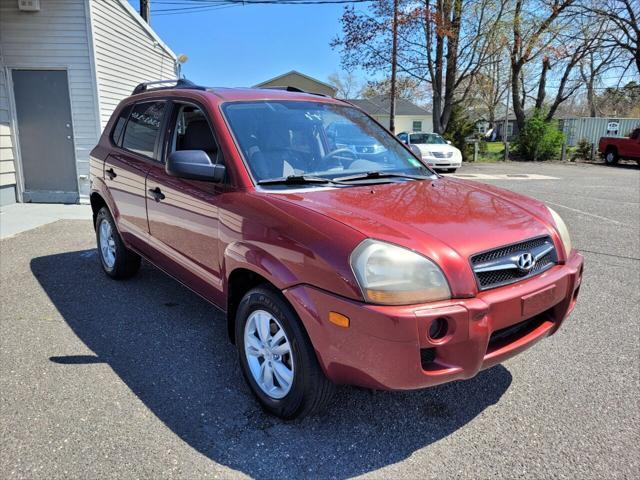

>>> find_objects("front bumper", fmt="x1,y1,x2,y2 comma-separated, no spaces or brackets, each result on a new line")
422,156,462,169
284,252,583,390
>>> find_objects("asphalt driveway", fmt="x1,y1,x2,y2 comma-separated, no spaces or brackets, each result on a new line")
1,162,638,479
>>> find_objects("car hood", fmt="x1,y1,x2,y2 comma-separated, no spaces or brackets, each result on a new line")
270,177,558,296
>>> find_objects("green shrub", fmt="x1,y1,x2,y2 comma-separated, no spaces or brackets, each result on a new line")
478,140,488,155
574,138,592,161
514,110,564,161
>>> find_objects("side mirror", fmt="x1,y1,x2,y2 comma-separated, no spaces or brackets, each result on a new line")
446,140,452,145
166,150,225,182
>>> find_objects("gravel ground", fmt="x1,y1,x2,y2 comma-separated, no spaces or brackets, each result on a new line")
1,162,638,479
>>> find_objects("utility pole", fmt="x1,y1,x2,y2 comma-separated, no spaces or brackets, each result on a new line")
140,0,150,23
503,57,512,161
389,0,399,134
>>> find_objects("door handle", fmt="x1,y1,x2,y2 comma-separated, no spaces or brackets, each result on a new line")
106,168,117,180
148,187,165,202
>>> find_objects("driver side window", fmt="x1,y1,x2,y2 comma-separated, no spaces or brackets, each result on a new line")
170,103,221,165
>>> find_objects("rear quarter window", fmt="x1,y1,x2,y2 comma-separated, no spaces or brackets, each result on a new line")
110,104,132,146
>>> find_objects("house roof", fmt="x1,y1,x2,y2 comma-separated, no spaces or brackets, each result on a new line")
346,95,431,116
117,0,177,60
253,70,337,93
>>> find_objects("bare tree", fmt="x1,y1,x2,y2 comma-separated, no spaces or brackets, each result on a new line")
332,0,507,133
360,76,430,102
509,0,577,130
582,0,639,75
469,52,510,128
327,70,361,99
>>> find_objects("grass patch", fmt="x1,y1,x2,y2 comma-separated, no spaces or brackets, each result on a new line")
476,142,505,162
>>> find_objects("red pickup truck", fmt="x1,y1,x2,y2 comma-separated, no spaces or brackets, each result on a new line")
599,128,640,165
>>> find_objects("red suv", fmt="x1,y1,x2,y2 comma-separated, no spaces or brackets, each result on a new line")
90,80,583,419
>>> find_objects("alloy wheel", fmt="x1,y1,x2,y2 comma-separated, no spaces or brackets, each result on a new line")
99,219,116,268
244,309,294,399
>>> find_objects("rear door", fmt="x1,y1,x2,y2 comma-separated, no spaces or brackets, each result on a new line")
105,100,167,249
145,100,225,305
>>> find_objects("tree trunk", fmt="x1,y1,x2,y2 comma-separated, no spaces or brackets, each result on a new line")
389,0,399,133
441,0,462,132
535,58,550,110
511,59,526,132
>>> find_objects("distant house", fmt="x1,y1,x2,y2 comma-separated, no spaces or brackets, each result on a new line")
0,0,177,205
491,117,519,142
347,96,433,133
254,71,338,97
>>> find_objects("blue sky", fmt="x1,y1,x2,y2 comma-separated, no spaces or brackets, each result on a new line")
128,2,352,87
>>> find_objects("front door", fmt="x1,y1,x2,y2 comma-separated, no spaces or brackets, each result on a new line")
11,70,78,202
145,101,224,305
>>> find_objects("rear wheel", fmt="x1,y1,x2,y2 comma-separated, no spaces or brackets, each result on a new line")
95,207,141,279
235,286,335,419
604,148,619,165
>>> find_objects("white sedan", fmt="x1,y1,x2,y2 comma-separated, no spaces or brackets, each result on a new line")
398,132,462,172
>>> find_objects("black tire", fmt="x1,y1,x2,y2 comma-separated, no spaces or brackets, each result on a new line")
95,207,141,279
604,148,619,165
235,285,335,419
446,168,458,173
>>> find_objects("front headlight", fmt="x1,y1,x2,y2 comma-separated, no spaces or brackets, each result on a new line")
547,207,573,256
350,239,451,305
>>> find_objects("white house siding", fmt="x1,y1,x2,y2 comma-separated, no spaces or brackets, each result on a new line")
0,55,17,205
91,0,177,129
374,115,434,134
0,0,100,200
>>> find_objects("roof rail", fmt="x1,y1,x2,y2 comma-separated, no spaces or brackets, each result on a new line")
131,78,206,95
259,85,329,97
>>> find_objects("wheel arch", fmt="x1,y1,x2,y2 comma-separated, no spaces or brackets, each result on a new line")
90,192,107,228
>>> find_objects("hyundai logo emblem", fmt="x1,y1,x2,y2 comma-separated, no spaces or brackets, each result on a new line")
517,252,535,272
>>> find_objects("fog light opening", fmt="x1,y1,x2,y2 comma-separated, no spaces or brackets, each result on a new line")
428,317,449,341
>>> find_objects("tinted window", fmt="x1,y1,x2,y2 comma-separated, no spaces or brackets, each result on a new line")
122,101,165,158
410,133,446,145
111,104,132,146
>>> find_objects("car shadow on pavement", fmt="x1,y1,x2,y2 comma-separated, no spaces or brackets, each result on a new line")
32,249,512,480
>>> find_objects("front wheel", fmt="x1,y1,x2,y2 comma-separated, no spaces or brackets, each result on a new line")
236,286,335,419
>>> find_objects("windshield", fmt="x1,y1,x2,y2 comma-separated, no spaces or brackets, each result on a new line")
410,133,447,145
222,101,431,185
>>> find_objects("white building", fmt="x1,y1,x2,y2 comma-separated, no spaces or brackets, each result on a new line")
0,0,177,205
347,96,433,134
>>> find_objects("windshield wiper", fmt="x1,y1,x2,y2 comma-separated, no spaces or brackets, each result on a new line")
257,175,341,186
334,171,431,183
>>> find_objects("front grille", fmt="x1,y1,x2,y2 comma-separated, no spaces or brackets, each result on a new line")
432,151,453,158
470,236,557,290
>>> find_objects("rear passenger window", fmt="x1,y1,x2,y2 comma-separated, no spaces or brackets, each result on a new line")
110,104,132,146
122,101,165,159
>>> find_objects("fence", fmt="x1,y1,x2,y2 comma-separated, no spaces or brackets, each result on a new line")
560,117,640,146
